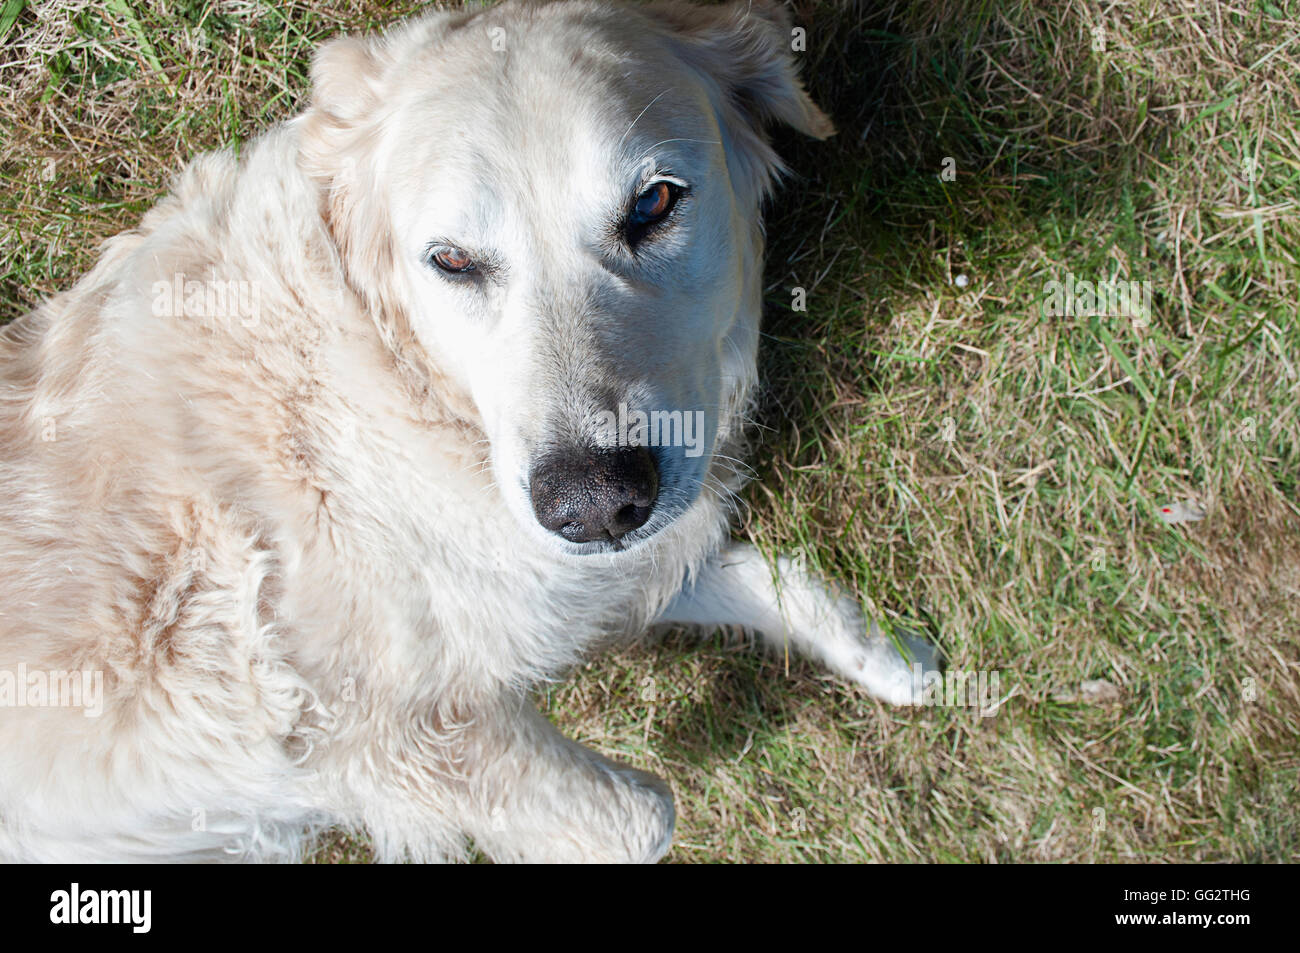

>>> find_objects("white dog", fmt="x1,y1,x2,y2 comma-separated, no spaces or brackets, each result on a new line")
0,0,935,862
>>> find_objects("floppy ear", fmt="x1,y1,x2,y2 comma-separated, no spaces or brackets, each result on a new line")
297,17,482,425
298,30,400,319
306,34,391,127
647,0,835,202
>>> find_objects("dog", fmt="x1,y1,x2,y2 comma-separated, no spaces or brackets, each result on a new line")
0,0,936,862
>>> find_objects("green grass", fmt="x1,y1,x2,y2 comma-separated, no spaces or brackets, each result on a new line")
3,0,1298,863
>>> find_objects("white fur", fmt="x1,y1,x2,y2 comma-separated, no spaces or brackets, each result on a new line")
0,0,931,863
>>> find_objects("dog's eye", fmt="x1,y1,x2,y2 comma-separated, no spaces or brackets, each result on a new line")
428,245,476,274
625,181,683,244
635,183,674,220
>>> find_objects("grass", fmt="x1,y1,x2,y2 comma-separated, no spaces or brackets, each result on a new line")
3,0,1298,863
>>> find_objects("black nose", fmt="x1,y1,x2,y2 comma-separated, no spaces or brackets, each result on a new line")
529,446,659,544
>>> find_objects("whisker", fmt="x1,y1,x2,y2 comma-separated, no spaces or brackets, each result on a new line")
619,89,673,149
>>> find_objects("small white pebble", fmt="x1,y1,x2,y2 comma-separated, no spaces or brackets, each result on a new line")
953,273,969,288
1158,501,1206,525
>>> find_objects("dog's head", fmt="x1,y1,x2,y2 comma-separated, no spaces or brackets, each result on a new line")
300,0,831,555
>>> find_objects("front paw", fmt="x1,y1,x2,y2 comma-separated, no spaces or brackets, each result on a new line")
603,764,676,863
849,619,943,706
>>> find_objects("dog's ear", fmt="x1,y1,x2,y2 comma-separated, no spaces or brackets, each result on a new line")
648,0,834,202
298,30,401,310
298,16,465,284
306,34,391,127
297,19,481,425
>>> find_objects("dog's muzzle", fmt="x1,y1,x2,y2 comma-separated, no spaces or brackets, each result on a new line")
528,446,659,545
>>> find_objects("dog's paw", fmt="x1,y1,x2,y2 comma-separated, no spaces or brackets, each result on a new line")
600,763,675,863
475,763,673,864
843,620,942,706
